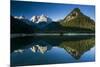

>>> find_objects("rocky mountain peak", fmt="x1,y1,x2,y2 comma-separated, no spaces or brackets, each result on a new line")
64,8,83,21
72,8,81,13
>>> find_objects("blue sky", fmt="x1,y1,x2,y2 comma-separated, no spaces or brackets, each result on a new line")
11,1,95,21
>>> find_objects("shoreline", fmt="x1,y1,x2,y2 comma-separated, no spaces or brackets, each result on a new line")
11,33,95,38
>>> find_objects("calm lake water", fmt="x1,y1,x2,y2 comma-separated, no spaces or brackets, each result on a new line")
11,35,95,66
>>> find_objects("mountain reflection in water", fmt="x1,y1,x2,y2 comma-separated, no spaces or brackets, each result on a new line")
11,35,95,66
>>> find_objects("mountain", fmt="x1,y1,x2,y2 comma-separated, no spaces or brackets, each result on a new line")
14,16,26,19
30,14,53,30
30,14,52,23
11,16,39,33
43,22,66,32
14,16,34,25
11,8,95,33
40,8,95,33
60,8,95,33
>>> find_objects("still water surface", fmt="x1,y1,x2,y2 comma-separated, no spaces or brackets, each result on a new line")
11,35,95,66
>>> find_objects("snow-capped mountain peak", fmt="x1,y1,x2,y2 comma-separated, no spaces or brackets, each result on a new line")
30,14,52,23
30,16,38,22
14,16,25,19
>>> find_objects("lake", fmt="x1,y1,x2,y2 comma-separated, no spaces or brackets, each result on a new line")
11,35,95,66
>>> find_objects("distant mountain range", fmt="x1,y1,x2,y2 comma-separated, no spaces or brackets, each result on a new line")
11,8,95,33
